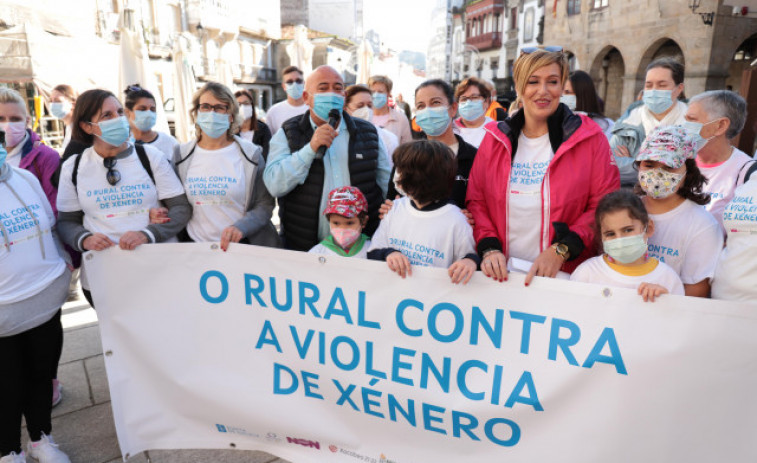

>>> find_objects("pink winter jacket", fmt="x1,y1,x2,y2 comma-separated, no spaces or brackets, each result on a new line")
18,130,61,217
466,109,620,273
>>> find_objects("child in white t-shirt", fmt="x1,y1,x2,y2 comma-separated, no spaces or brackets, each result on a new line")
368,140,479,284
309,186,371,258
571,190,684,301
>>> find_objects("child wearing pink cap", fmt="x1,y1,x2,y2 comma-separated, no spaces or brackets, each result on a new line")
634,125,722,297
308,186,372,258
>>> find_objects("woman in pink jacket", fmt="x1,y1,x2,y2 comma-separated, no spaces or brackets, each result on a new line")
467,47,619,284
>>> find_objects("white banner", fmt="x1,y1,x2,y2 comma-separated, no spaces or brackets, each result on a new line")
86,244,757,463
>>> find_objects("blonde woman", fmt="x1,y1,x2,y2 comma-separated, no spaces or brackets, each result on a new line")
467,47,620,284
172,82,279,250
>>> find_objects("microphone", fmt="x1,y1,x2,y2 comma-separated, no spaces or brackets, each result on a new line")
316,109,341,158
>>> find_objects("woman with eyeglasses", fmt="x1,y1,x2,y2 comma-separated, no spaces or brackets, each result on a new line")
453,77,494,148
123,84,179,159
172,82,280,250
467,47,619,285
56,89,191,306
234,88,272,160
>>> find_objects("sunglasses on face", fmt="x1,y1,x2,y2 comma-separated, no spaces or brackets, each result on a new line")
103,157,121,186
521,45,564,54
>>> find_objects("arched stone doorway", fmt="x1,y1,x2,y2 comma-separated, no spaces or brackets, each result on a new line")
636,38,685,97
726,33,757,92
591,46,625,120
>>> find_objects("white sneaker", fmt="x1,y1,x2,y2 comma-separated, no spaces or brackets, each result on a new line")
26,434,70,463
0,451,27,463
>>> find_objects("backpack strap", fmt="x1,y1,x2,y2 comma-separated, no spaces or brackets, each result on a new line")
744,160,757,184
235,139,259,166
71,152,84,188
134,143,156,184
175,141,197,166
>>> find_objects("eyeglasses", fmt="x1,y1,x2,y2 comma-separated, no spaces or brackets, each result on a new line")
103,157,121,186
198,103,229,113
459,95,485,103
521,46,564,54
285,78,304,85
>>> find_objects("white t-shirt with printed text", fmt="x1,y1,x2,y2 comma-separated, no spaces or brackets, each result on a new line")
183,143,248,242
646,199,723,285
265,100,309,135
57,144,185,244
508,132,553,262
1,167,67,304
368,197,475,268
571,255,684,296
696,147,753,233
711,178,757,302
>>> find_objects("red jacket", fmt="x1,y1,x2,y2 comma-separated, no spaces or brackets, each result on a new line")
466,108,619,273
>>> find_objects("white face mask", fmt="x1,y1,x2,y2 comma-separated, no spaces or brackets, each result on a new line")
351,106,373,122
393,170,407,197
239,104,253,121
639,167,685,199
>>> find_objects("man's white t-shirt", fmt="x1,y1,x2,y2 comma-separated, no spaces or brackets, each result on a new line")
0,167,67,304
508,132,553,262
183,143,247,242
571,255,685,296
711,178,757,302
145,131,180,160
646,199,723,285
696,147,753,233
265,100,309,135
57,144,185,244
368,197,475,268
453,117,492,148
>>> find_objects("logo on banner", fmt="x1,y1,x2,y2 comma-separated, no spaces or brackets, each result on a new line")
287,437,321,449
214,423,259,438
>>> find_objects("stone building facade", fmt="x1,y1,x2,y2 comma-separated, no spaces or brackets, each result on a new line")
544,0,757,119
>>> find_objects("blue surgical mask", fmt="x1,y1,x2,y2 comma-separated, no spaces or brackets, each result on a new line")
415,106,451,137
560,94,577,111
0,143,7,168
133,110,157,132
50,101,72,119
286,82,305,100
458,100,485,121
681,120,717,150
643,89,674,115
95,116,130,147
312,93,345,121
603,232,647,264
196,111,230,139
372,92,388,109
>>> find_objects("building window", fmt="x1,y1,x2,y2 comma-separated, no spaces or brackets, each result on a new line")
510,7,517,30
567,0,580,15
592,0,608,9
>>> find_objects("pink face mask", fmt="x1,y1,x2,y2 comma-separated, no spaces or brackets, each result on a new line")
331,227,360,249
0,121,27,148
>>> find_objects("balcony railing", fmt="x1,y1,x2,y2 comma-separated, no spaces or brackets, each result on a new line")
466,31,502,51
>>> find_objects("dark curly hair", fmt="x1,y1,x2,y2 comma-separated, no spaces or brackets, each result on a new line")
634,158,710,205
392,140,456,205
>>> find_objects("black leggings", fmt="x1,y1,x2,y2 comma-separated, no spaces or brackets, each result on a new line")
0,310,62,456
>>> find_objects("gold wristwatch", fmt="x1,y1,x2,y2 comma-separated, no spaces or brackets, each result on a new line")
552,243,569,261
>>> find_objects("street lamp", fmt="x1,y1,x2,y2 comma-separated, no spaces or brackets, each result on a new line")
688,0,715,25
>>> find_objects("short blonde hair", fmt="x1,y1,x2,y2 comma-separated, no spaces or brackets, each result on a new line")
190,82,240,141
368,75,393,94
0,88,28,116
512,49,568,97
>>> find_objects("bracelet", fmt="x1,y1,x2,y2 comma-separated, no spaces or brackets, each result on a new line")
482,249,502,259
